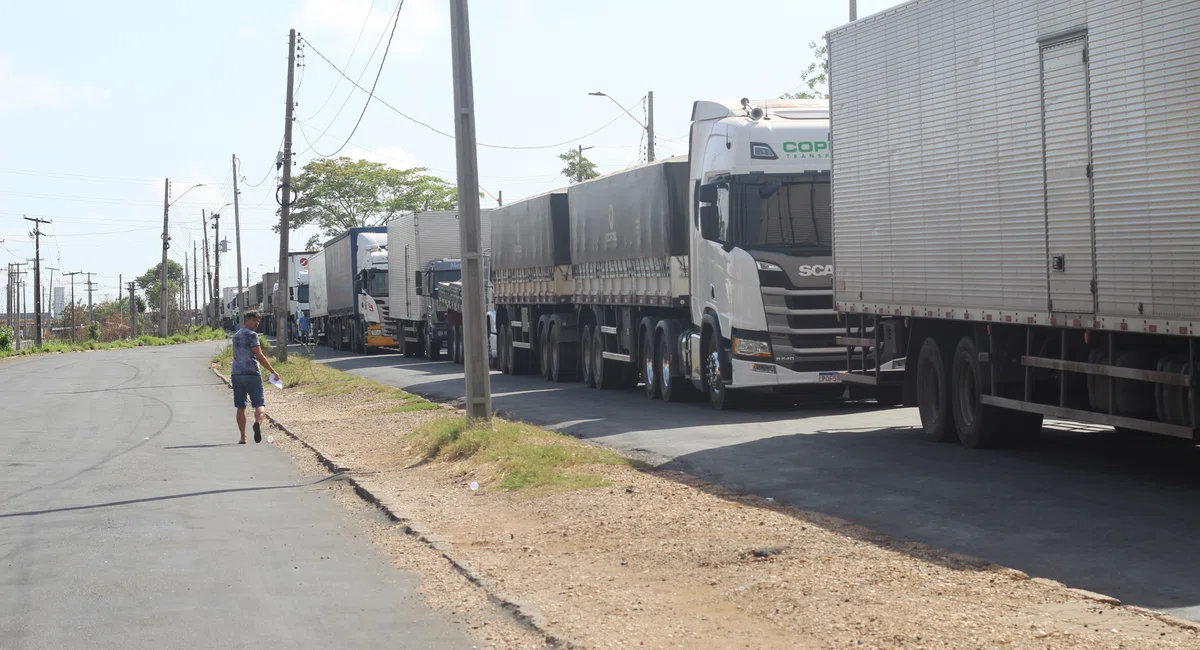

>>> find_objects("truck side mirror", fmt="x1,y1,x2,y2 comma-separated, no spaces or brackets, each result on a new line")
698,182,719,204
414,270,423,288
699,205,721,242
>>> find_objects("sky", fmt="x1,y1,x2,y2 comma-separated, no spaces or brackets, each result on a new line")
0,0,905,309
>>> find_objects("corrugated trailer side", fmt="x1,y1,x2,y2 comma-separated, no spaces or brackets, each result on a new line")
324,231,355,317
491,191,571,304
831,0,1200,446
308,250,327,318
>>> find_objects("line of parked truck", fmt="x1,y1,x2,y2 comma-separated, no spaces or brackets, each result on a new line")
225,0,1200,449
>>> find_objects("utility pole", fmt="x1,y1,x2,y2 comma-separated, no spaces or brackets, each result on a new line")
84,272,96,327
24,217,50,347
275,29,298,362
10,263,27,348
850,0,857,21
193,242,199,317
450,0,492,422
646,91,655,163
497,190,502,207
211,212,221,330
159,178,172,336
232,154,245,329
577,145,594,183
202,210,211,327
64,271,80,343
127,282,138,337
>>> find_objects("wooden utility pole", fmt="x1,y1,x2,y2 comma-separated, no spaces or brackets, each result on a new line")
232,154,245,329
193,242,199,317
159,178,171,336
275,29,297,362
211,212,221,329
449,0,491,422
202,210,211,327
24,217,50,347
84,272,96,327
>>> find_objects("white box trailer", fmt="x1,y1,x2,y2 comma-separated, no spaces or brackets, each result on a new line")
308,248,327,322
386,210,492,358
830,0,1200,445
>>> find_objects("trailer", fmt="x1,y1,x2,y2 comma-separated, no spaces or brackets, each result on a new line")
830,0,1200,445
386,210,491,360
496,99,844,409
436,276,496,367
308,249,327,341
285,251,314,341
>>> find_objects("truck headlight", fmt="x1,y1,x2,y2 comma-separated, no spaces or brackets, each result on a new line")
755,260,783,272
733,337,772,359
750,142,778,160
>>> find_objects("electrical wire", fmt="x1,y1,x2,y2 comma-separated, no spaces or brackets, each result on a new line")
300,0,403,158
305,0,377,122
302,37,637,151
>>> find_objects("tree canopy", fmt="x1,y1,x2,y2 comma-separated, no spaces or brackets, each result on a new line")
285,157,458,250
135,260,184,311
781,42,829,100
558,148,600,184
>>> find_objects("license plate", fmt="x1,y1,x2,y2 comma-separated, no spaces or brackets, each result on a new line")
819,372,842,384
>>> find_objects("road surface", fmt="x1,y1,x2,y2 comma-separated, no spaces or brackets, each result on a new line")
300,341,1200,622
0,343,474,650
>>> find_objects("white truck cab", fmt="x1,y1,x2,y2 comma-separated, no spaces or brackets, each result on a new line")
687,99,841,395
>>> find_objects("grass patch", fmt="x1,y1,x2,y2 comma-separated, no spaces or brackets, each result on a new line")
1,326,225,360
411,416,628,491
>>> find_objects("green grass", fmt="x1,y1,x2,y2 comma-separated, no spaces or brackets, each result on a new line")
0,326,225,360
410,416,629,491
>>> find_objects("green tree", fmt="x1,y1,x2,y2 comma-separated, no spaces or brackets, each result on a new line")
283,157,458,250
558,148,599,184
781,42,829,100
135,261,185,312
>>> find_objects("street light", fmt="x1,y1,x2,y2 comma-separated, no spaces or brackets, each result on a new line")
161,182,205,336
589,91,655,162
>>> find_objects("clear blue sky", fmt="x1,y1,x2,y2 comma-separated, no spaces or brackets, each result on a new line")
0,0,903,306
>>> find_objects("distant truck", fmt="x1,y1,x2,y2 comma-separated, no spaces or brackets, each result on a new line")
285,251,314,341
830,0,1200,446
494,100,843,410
386,210,492,360
436,277,497,368
310,227,395,353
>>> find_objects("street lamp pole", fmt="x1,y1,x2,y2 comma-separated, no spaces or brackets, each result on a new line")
588,91,655,162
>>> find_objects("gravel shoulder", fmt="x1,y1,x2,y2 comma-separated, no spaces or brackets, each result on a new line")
253,367,1200,649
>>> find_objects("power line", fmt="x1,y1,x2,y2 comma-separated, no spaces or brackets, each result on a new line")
302,37,638,151
306,0,378,121
299,0,403,158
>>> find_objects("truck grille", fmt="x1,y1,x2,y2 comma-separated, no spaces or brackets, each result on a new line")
759,273,844,373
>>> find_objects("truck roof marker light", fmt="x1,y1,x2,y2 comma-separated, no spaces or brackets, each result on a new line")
750,143,778,160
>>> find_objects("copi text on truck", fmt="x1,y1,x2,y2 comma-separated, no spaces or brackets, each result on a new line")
492,98,843,409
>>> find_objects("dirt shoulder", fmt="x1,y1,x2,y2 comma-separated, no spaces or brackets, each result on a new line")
234,358,1199,649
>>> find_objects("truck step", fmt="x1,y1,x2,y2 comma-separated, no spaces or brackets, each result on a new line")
602,351,631,363
599,326,618,335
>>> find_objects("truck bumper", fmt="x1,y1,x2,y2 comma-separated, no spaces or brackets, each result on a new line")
729,358,843,389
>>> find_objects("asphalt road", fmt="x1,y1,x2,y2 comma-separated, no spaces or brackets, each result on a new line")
300,341,1200,623
0,343,474,650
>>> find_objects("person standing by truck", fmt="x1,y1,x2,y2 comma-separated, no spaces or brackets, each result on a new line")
231,310,279,444
298,310,312,344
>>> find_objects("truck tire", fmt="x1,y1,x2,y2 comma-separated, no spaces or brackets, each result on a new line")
426,327,442,362
641,321,660,400
540,324,553,380
657,321,692,403
548,323,574,382
916,337,957,442
705,331,737,410
592,325,624,390
581,325,596,388
354,322,366,354
455,325,465,364
332,320,342,351
951,336,1004,448
497,324,510,374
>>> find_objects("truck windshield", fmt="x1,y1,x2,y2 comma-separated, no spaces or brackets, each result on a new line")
435,270,462,285
296,284,309,303
366,270,388,297
733,173,831,252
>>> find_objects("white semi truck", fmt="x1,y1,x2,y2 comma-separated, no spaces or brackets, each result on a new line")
385,210,492,360
285,251,313,341
494,98,844,409
831,0,1200,446
308,228,396,352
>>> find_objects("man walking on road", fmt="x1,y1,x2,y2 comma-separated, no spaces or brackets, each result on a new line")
231,310,279,444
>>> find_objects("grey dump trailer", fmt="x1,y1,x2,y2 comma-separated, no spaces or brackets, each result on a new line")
830,0,1200,446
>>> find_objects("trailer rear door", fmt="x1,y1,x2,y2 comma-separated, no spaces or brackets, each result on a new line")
1040,33,1097,314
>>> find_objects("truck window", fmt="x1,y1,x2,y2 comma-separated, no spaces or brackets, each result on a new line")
717,186,731,242
735,175,831,250
296,284,309,303
366,270,388,297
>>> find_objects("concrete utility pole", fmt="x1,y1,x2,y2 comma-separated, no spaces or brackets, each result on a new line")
274,29,298,362
232,154,245,329
127,281,138,337
646,91,655,163
11,263,27,348
159,178,171,336
201,210,211,327
24,217,50,347
211,212,221,330
577,145,594,182
84,272,96,326
193,242,199,317
64,271,80,342
449,0,492,422
850,0,857,21
118,273,122,335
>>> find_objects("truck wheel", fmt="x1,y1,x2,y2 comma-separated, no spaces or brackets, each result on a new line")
540,325,553,380
581,325,596,387
642,324,660,399
332,321,342,351
457,325,465,364
426,328,442,362
916,337,958,442
705,332,737,410
951,336,1004,448
548,324,572,382
497,325,510,374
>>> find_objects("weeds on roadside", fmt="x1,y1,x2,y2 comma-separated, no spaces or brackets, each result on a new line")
411,417,627,491
1,326,225,360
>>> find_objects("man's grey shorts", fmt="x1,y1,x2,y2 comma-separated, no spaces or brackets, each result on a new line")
232,374,265,409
